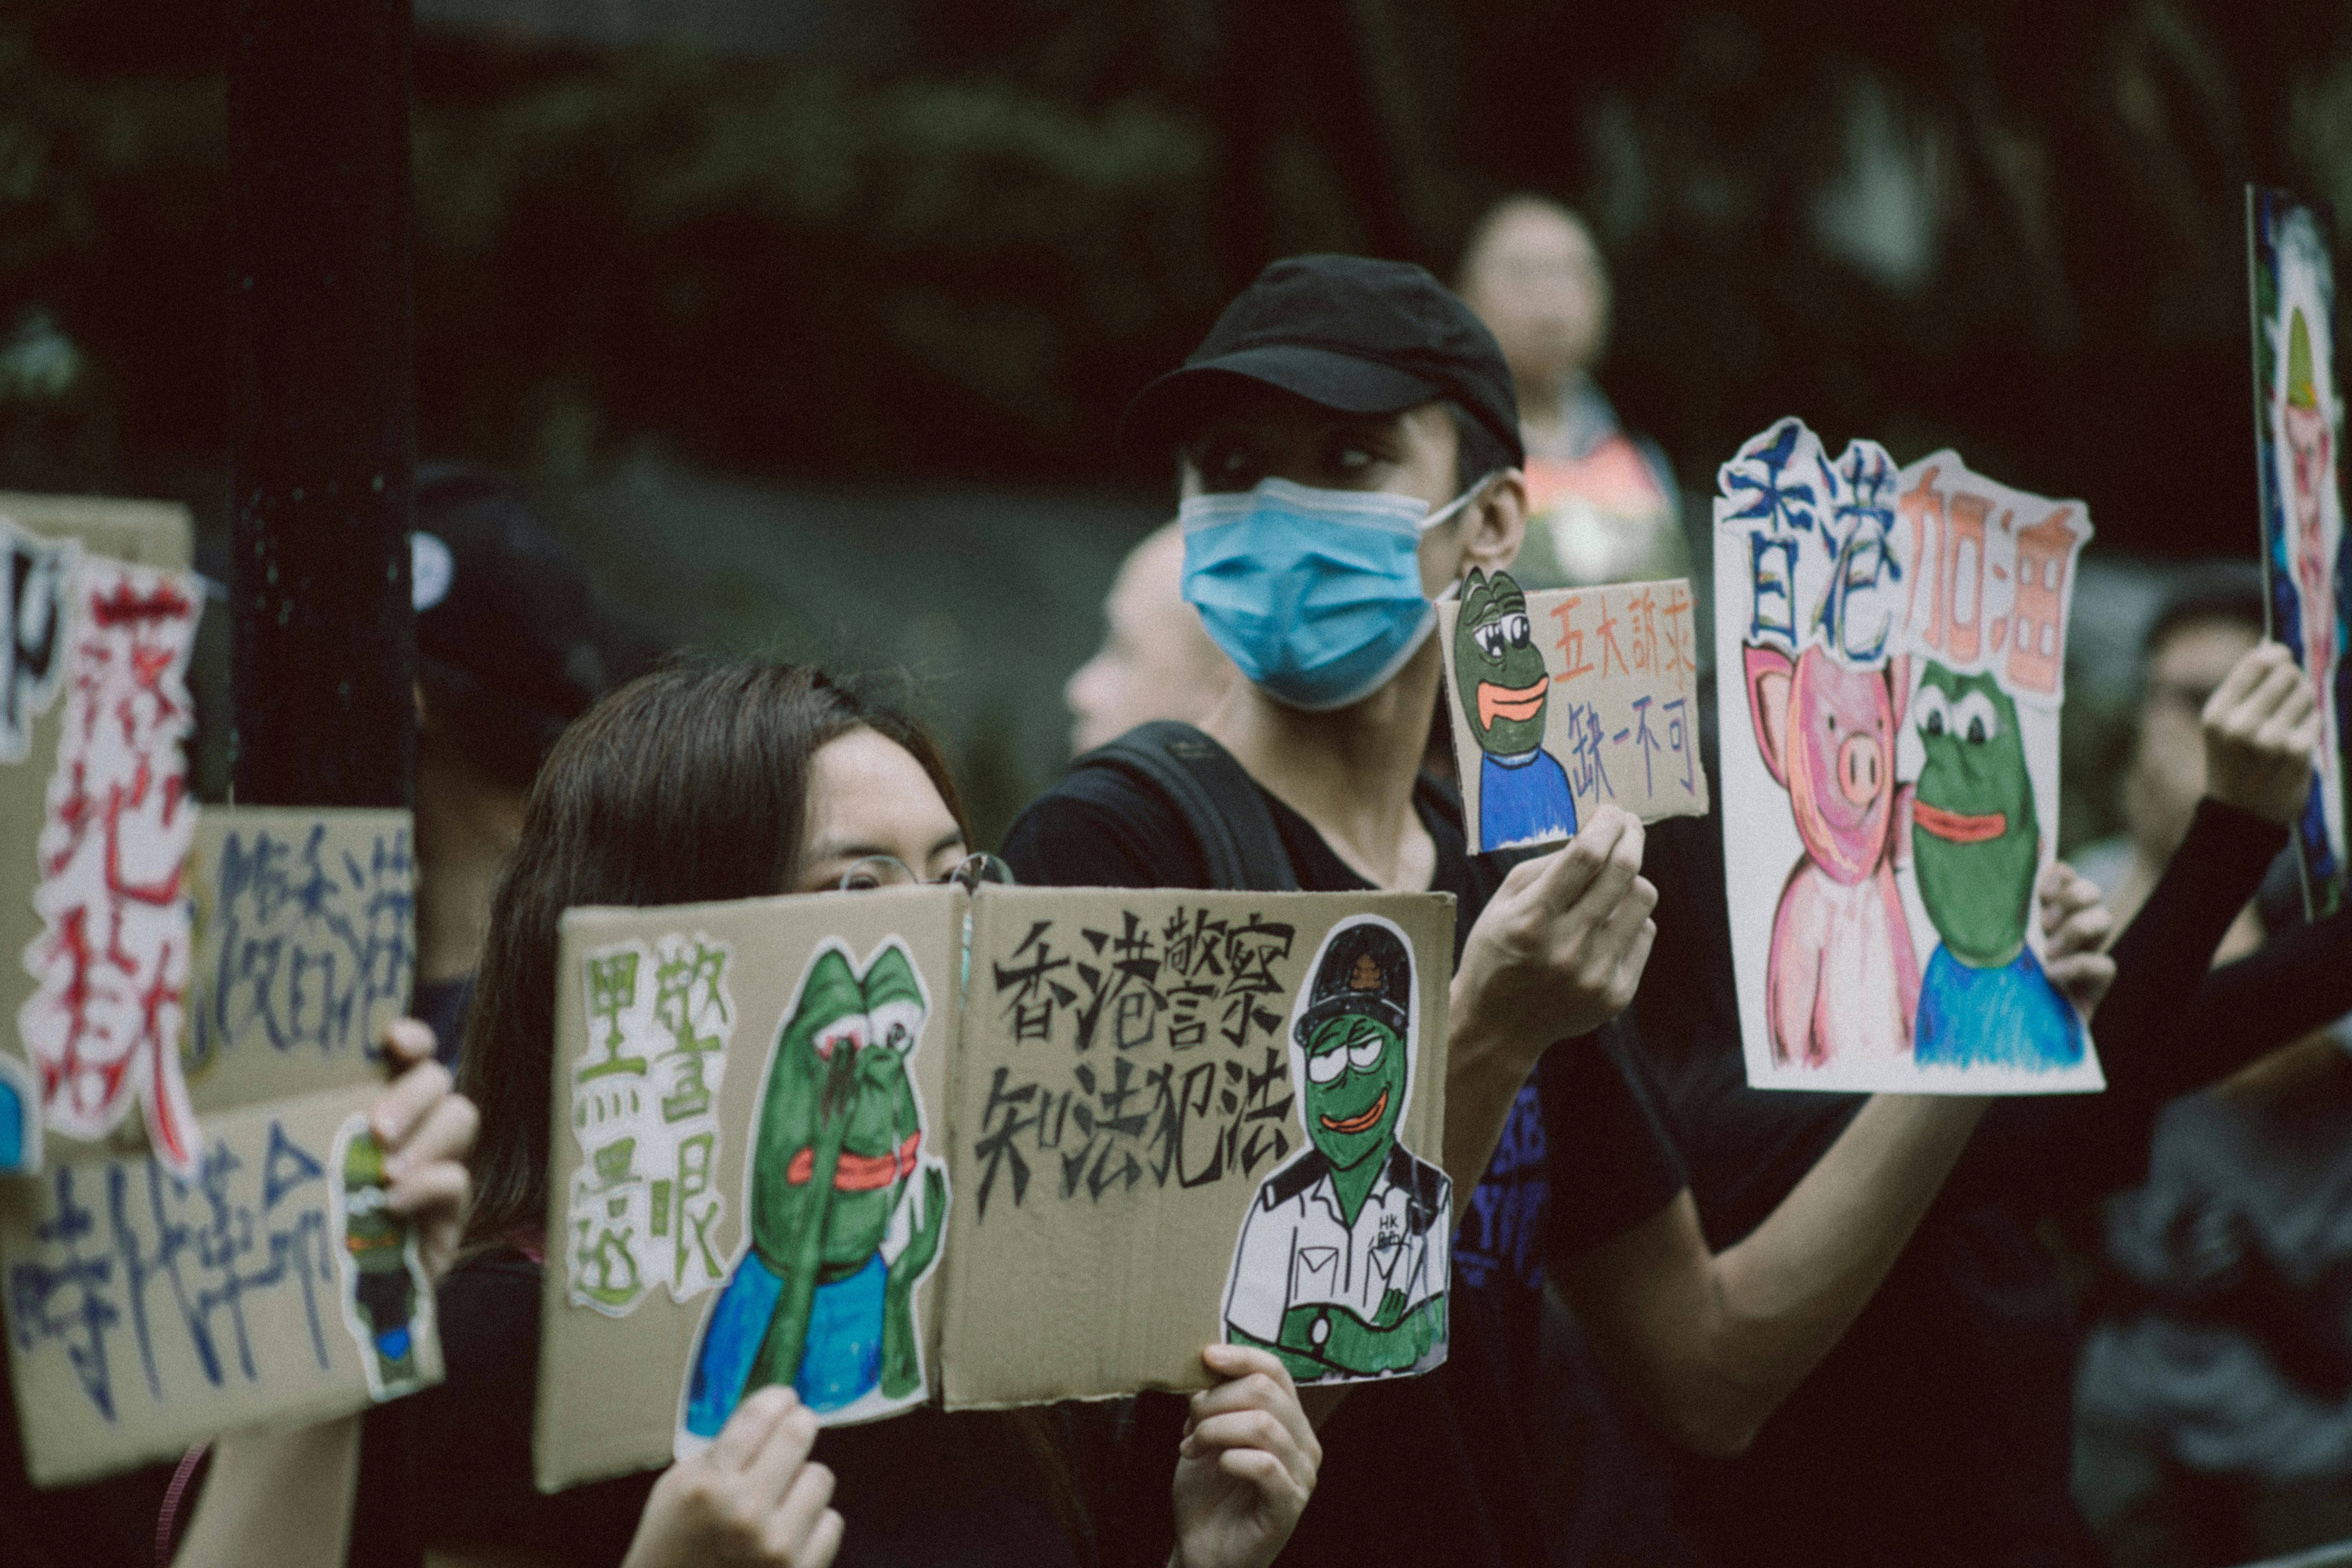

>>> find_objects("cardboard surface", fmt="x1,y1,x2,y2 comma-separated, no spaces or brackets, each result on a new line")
0,496,433,1487
535,884,1453,1491
1711,418,2105,1094
0,1081,444,1487
1438,574,1709,854
538,886,962,1492
182,808,418,1114
2247,187,2349,920
1,497,195,1175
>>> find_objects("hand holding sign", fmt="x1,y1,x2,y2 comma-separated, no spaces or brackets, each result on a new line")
368,1016,479,1285
2202,641,2325,829
624,1386,843,1568
1172,1342,1321,1568
2035,864,2116,1018
1452,804,1657,1059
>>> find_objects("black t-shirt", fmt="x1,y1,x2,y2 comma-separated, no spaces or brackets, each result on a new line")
1658,799,2308,1568
1000,748,1688,1568
411,1249,1086,1568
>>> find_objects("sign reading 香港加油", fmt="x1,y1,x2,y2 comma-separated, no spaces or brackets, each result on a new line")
1712,418,2103,1096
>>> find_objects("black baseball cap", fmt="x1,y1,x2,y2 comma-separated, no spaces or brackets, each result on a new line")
1122,254,1524,467
411,464,608,786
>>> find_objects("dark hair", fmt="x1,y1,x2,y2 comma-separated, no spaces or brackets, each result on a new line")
2143,566,2266,662
1444,399,1517,493
457,657,967,1249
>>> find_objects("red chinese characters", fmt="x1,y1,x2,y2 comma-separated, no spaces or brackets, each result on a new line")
18,562,202,1176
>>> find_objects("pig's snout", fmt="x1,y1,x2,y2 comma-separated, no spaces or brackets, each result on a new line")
1837,733,1884,805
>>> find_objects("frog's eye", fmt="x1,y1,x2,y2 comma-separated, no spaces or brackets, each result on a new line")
1913,684,1949,739
1347,1031,1385,1071
869,1000,924,1054
1307,1045,1347,1084
1503,612,1532,648
1953,690,2000,745
1473,621,1508,660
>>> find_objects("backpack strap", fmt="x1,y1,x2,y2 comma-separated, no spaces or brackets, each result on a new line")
1073,720,1299,892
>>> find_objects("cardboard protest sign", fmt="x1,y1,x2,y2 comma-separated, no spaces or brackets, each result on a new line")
1438,574,1710,853
0,1080,443,1486
0,494,432,1485
182,807,419,1114
1712,418,2103,1094
535,884,1452,1492
2248,187,2349,919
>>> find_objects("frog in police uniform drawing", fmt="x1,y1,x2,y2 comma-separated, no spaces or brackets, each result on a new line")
1454,568,1577,852
682,937,947,1440
1223,915,1450,1381
1907,662,2083,1070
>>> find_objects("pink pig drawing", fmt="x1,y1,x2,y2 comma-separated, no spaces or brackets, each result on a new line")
1743,644,1922,1066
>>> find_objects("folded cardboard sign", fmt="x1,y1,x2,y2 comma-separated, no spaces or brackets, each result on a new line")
537,884,1454,1492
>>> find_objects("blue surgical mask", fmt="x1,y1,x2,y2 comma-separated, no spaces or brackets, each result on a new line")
1180,475,1485,712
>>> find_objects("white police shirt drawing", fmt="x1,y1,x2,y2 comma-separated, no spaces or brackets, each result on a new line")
1223,1143,1450,1377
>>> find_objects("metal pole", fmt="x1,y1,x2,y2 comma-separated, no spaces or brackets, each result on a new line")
226,5,417,1562
227,0,416,811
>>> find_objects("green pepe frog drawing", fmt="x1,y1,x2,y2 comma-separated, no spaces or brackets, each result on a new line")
1222,915,1451,1382
682,937,949,1435
1907,662,2084,1069
1454,568,1578,852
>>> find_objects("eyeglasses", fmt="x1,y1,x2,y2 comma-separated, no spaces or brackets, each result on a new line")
836,852,1015,895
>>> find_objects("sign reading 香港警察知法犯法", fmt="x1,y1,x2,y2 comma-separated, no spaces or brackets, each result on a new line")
1712,417,2103,1098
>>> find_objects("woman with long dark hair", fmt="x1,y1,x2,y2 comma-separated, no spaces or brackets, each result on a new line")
425,658,1318,1568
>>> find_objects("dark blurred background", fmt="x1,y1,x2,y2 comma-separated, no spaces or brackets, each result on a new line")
3,0,2348,845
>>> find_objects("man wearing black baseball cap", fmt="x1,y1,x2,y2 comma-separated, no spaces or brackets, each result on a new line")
1005,256,1664,1565
1005,257,2023,1567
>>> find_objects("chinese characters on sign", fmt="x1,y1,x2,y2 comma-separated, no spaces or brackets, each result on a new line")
188,818,417,1079
567,933,737,1315
1439,573,1708,855
0,1085,430,1486
18,558,203,1175
1712,416,2102,1096
971,906,1303,1221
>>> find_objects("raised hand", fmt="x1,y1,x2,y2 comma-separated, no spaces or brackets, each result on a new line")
2036,861,2116,1016
1452,803,1657,1052
626,1387,844,1568
2202,641,2323,828
370,1017,479,1285
1170,1343,1321,1568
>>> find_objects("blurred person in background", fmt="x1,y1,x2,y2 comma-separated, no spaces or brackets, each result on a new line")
409,465,610,1063
1064,520,1237,755
2071,570,2270,949
2072,570,2352,1566
1454,195,1687,590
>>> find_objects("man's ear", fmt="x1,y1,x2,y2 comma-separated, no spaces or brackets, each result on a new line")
1458,470,1527,577
1744,643,1795,789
